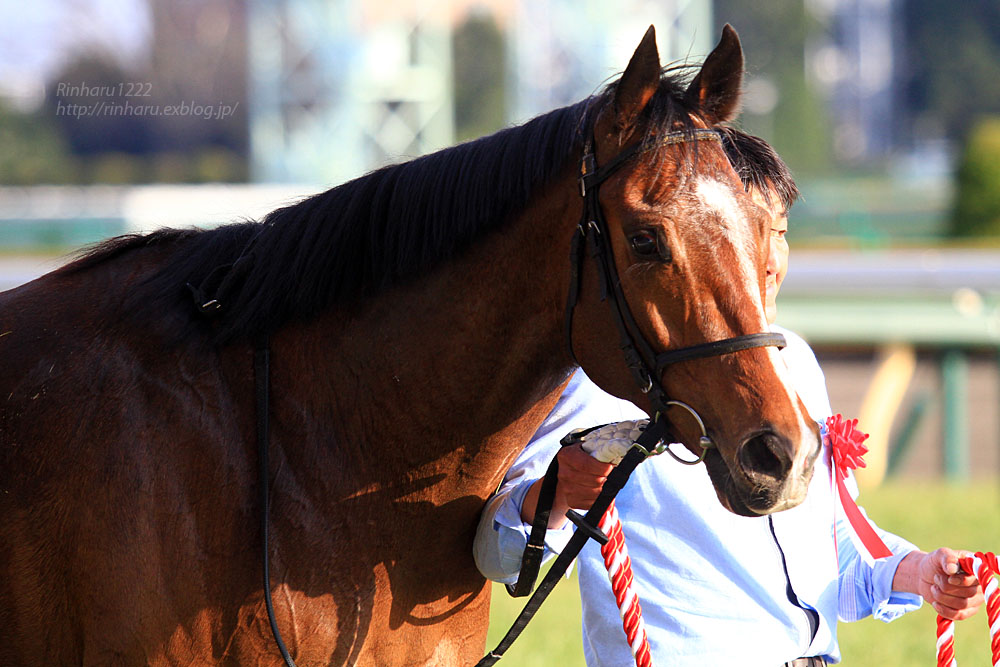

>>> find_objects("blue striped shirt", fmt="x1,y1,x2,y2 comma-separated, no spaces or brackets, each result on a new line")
474,326,920,665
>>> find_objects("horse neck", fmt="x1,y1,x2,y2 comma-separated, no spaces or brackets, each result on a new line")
270,172,580,490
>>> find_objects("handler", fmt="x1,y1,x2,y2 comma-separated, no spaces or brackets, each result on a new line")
474,129,983,665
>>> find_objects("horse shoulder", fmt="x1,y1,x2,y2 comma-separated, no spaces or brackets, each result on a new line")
0,249,264,663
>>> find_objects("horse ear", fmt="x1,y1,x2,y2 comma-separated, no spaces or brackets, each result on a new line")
685,24,744,123
613,25,661,130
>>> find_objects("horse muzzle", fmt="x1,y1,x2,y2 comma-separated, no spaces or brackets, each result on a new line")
705,424,822,516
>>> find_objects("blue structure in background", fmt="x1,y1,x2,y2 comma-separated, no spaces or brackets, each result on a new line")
508,0,713,124
245,0,712,185
247,0,454,185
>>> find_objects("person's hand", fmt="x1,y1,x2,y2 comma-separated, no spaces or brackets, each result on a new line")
905,548,984,620
553,443,615,511
520,443,614,528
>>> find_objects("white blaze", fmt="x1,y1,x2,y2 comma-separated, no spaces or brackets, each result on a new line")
694,176,816,491
693,175,762,325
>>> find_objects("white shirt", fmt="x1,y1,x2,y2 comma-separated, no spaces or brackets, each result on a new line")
474,326,920,665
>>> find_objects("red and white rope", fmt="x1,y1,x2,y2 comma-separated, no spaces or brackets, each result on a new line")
574,420,653,667
598,500,653,667
936,552,999,667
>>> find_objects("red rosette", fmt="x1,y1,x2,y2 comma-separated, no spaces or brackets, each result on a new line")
825,414,893,562
826,414,870,480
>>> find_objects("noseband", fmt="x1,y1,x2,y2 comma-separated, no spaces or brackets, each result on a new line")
565,127,787,437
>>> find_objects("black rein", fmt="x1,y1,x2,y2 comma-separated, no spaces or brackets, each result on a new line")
255,339,298,667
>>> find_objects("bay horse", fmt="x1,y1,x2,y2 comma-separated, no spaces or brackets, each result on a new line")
0,25,820,665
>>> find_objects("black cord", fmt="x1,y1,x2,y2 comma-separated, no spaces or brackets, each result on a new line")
255,342,297,667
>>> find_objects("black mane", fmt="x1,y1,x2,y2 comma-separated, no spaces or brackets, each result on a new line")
65,68,700,343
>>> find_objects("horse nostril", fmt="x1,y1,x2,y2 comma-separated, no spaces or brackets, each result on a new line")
738,431,792,481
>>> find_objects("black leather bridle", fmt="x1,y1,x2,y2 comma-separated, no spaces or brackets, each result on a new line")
565,126,786,419
479,128,788,666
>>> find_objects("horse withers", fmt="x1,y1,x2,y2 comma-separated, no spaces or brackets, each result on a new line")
0,25,819,665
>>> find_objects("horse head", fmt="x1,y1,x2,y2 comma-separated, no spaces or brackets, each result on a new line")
569,25,821,517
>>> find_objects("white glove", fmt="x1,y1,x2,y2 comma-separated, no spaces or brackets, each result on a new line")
572,419,650,464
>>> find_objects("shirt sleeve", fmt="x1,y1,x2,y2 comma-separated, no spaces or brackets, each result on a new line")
473,438,576,584
836,477,922,622
473,370,647,584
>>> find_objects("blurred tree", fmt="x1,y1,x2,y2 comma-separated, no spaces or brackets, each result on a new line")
949,116,1000,237
0,101,79,184
712,0,833,174
48,55,153,156
452,12,506,142
900,0,1000,145
194,148,247,182
90,152,148,184
35,0,249,184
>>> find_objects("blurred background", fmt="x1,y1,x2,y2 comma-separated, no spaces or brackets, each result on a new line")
0,0,997,663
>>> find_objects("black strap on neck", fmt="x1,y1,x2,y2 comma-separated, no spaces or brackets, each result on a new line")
477,417,671,667
188,255,292,665
564,224,586,363
506,423,609,598
505,455,560,598
254,338,297,667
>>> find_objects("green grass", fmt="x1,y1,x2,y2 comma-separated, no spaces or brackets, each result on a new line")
485,479,998,666
837,480,999,666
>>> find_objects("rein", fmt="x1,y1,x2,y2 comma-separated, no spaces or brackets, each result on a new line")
189,274,297,666
480,128,787,665
254,339,298,667
478,419,672,667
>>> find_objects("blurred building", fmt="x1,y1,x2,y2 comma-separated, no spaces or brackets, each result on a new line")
247,0,455,185
507,0,713,124
147,0,247,154
246,0,713,185
806,0,907,165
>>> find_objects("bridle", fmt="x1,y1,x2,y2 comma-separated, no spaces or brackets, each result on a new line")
479,126,792,667
565,126,787,451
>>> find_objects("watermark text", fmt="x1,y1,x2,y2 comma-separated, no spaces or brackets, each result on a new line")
55,99,240,121
55,81,153,98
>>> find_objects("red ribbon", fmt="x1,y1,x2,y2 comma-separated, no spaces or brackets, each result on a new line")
825,414,893,561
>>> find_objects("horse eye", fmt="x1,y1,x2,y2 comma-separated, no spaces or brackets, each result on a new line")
629,230,660,258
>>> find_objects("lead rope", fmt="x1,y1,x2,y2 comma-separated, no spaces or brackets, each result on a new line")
477,419,674,667
577,419,694,667
936,552,999,667
598,500,653,667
